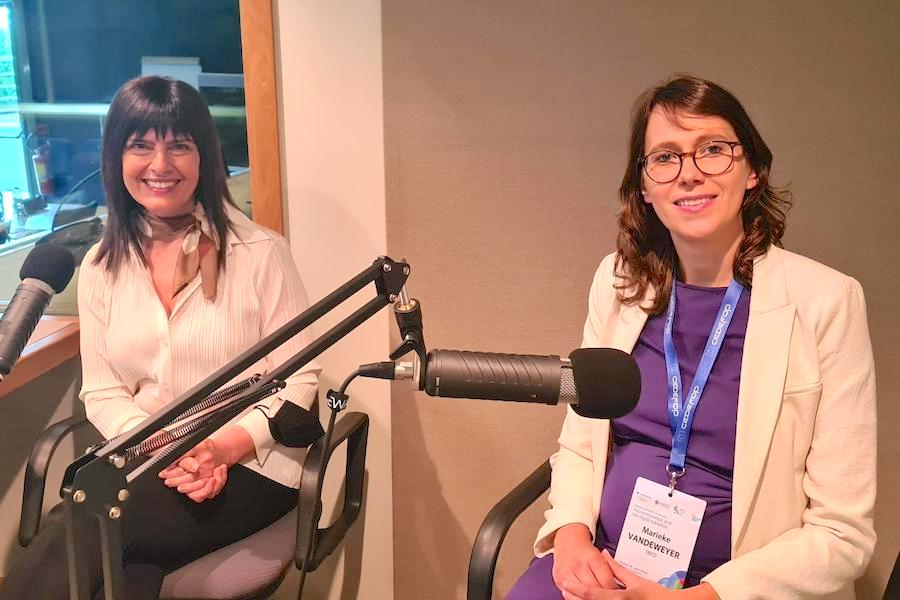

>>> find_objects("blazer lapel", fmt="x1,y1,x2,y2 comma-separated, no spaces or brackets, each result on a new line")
610,302,649,353
730,247,795,553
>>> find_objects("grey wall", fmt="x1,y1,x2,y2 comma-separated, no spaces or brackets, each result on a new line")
384,2,899,598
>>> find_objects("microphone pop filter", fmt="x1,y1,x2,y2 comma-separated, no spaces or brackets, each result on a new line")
569,347,641,419
20,243,76,293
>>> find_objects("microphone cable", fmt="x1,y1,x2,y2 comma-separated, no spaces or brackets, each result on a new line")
296,368,359,600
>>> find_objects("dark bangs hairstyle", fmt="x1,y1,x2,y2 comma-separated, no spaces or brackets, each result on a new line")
94,75,235,272
615,74,792,315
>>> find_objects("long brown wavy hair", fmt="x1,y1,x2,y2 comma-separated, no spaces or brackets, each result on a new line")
615,74,792,314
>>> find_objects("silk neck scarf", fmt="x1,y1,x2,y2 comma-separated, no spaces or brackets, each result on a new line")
136,203,220,300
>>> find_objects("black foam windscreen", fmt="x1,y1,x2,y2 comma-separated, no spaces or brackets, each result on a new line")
20,243,76,293
568,347,641,419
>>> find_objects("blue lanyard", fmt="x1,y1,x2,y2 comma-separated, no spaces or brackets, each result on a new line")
664,279,744,493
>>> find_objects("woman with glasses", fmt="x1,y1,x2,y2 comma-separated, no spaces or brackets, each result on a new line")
506,75,875,599
1,76,321,599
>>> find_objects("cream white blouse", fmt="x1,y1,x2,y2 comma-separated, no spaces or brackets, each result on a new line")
77,205,321,488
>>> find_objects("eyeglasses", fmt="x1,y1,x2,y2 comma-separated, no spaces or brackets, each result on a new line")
640,140,742,184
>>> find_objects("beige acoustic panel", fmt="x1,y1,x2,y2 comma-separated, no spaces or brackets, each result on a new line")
384,1,900,599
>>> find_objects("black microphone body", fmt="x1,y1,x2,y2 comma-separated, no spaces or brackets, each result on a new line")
423,350,571,405
421,347,641,419
0,243,76,379
0,279,54,377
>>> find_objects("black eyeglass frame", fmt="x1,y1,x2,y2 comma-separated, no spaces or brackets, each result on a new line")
639,140,742,184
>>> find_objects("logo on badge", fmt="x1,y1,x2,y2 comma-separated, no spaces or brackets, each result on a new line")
657,571,687,590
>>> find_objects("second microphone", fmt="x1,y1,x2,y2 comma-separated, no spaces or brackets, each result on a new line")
420,347,640,420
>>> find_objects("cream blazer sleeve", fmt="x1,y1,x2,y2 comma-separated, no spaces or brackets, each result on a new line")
534,254,616,555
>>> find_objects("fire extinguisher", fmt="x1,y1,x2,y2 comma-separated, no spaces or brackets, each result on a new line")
27,132,55,197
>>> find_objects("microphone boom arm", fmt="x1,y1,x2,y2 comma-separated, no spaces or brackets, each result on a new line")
60,255,411,600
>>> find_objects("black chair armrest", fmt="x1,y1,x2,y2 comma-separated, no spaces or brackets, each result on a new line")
467,460,551,600
295,411,369,572
19,415,92,547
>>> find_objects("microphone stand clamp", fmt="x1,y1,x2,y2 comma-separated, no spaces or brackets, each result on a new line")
389,280,427,388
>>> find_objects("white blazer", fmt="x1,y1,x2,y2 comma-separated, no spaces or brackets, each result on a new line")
534,246,876,600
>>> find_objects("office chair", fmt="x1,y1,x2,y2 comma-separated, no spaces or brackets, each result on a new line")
19,403,369,599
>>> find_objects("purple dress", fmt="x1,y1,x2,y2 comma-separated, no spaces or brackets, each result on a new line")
506,282,750,599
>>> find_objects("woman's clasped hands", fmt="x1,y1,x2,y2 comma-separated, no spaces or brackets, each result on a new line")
158,425,255,503
159,439,229,503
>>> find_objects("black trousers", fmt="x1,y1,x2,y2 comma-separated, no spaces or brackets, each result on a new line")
0,465,297,600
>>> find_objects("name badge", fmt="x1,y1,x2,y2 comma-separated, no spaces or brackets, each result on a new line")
613,477,707,589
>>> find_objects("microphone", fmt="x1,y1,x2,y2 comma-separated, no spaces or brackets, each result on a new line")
361,347,640,419
0,243,76,380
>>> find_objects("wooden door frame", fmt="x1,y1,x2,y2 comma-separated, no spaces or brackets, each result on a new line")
239,0,284,233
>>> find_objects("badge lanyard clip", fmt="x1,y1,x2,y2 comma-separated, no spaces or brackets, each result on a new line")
666,464,684,497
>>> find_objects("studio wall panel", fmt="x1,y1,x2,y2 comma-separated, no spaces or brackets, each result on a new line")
384,2,899,597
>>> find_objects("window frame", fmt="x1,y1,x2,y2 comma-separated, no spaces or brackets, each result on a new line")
239,0,284,234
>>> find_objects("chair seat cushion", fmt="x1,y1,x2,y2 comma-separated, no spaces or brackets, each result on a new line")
159,509,296,599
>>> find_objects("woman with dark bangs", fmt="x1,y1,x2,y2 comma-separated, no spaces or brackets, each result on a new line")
507,75,876,599
1,76,321,599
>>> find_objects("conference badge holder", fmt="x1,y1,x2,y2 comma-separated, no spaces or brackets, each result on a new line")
614,476,706,590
